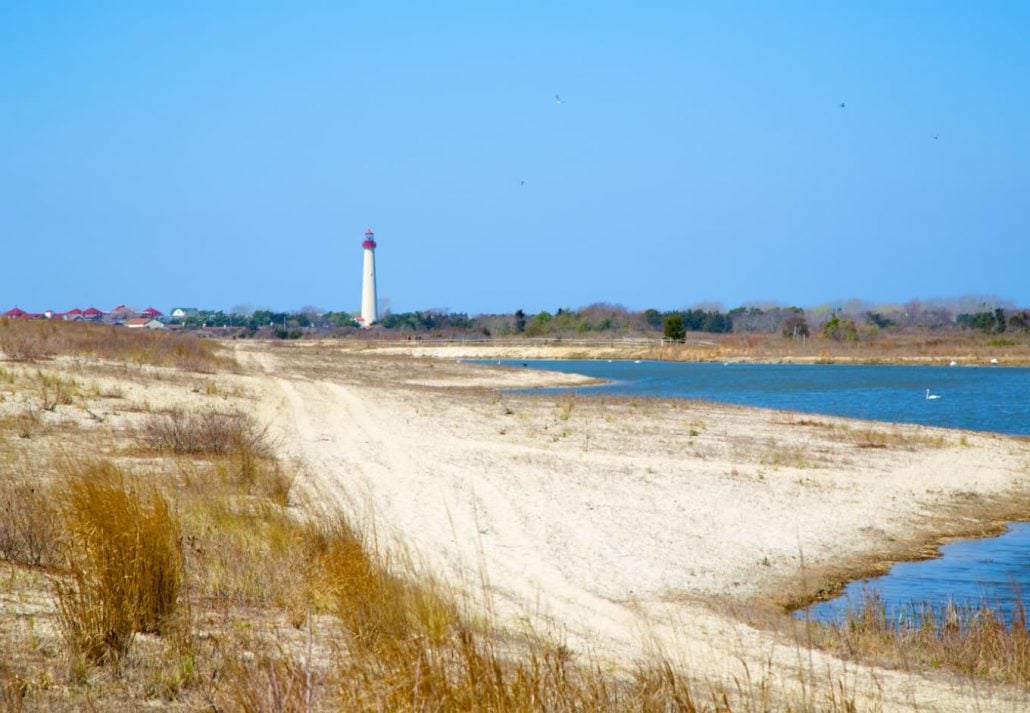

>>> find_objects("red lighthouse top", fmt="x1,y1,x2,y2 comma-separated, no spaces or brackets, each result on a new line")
362,229,376,249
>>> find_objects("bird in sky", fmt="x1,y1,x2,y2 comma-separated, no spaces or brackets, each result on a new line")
520,179,525,187
555,94,563,105
839,101,846,108
932,133,940,140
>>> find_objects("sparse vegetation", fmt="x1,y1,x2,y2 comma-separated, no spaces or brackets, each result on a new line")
0,477,61,568
0,318,233,371
811,592,1030,687
138,407,271,458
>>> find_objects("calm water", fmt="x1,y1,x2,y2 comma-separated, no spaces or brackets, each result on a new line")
489,360,1030,623
804,522,1030,625
497,360,1030,436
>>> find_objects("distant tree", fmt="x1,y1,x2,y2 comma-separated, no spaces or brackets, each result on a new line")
702,311,732,333
298,307,321,327
866,312,895,330
1008,310,1030,331
957,310,1006,333
822,315,858,342
514,309,526,334
324,311,358,328
782,314,809,339
524,311,552,337
663,314,685,342
643,308,663,329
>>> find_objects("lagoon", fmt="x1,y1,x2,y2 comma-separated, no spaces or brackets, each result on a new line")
491,359,1030,624
496,360,1030,436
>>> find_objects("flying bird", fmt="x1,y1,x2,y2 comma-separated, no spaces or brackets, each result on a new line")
839,101,846,109
555,94,563,105
932,133,940,140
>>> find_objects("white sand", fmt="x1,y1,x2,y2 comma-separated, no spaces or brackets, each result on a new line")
237,342,1030,712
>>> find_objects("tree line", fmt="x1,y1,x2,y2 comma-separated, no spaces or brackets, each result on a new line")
169,301,1030,340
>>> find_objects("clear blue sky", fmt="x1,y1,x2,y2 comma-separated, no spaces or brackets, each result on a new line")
2,2,1027,315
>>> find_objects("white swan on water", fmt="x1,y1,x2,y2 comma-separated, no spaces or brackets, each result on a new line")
925,388,942,400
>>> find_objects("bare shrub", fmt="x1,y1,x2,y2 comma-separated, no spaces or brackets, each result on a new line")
0,665,35,713
216,652,312,713
0,319,233,371
0,480,61,567
139,408,271,458
0,319,59,362
54,461,185,667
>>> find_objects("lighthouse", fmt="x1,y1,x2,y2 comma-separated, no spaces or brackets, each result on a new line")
360,229,378,327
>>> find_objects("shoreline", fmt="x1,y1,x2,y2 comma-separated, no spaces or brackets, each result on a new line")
317,336,1030,367
272,341,1030,609
240,342,1030,710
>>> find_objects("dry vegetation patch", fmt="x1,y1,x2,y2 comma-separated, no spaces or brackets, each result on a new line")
0,318,234,372
808,594,1030,687
54,461,185,668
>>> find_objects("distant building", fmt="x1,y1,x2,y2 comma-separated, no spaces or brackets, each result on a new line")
360,229,379,327
124,318,166,330
170,307,197,319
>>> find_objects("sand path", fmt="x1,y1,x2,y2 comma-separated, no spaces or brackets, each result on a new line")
236,343,1030,711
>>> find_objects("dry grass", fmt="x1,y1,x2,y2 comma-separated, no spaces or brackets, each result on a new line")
0,478,61,568
774,414,951,450
54,461,186,667
0,318,233,372
137,407,272,458
812,592,1030,686
139,407,294,502
646,330,1030,366
215,650,313,712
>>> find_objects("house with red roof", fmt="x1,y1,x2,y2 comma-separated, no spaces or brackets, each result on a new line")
2,307,44,319
82,307,104,320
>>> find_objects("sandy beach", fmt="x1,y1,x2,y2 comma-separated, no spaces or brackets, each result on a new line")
227,341,1030,711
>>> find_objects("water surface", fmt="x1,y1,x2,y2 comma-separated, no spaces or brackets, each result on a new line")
496,360,1030,436
803,523,1030,625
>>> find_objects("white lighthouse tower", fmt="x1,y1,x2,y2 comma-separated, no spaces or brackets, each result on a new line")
359,229,378,327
